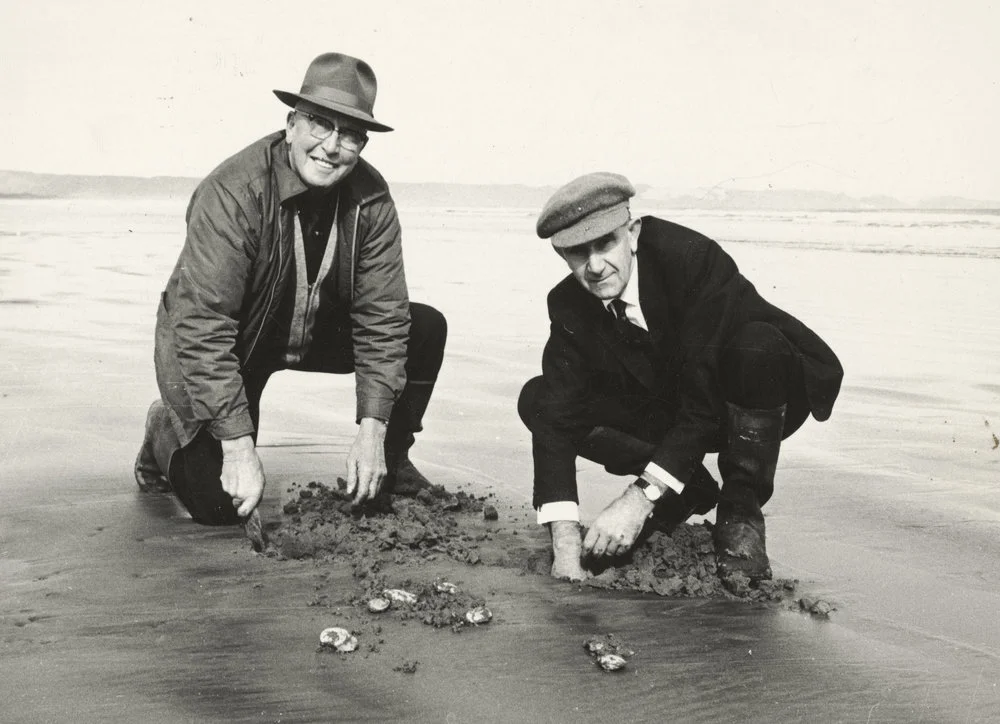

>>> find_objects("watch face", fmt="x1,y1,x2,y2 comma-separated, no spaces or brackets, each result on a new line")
636,479,662,501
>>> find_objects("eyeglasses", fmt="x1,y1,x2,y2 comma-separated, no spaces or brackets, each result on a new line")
296,112,368,152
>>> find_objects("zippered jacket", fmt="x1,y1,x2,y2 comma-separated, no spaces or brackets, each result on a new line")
154,131,409,446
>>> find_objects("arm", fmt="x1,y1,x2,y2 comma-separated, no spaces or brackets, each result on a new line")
531,308,598,578
531,313,598,510
170,178,261,441
170,179,266,514
345,196,409,503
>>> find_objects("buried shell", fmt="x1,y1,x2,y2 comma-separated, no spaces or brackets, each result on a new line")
583,638,608,655
319,627,358,653
434,581,458,595
596,654,627,672
367,597,391,613
383,588,418,605
464,605,493,625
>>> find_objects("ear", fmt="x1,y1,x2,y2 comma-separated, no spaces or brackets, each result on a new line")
285,111,297,137
627,216,642,253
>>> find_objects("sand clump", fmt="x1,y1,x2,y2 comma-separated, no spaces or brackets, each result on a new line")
584,523,796,602
273,478,490,570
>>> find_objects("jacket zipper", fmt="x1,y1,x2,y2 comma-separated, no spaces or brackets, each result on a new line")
300,282,315,341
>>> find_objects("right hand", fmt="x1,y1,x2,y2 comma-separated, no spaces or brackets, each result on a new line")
548,520,589,582
220,435,266,518
345,418,388,505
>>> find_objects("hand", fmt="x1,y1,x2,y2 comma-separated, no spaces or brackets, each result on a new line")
548,521,589,582
346,417,388,505
582,484,655,559
220,435,266,518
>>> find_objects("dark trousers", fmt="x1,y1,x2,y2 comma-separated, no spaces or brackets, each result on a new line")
168,302,447,525
518,322,811,503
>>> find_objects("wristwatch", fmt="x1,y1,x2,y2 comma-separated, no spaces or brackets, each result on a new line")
632,476,664,502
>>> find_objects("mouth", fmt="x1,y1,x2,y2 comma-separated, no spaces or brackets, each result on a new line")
310,155,337,172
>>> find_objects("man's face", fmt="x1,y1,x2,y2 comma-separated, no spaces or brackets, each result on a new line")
559,218,641,300
285,110,368,189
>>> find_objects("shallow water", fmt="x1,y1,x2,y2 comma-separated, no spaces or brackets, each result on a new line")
1,199,998,721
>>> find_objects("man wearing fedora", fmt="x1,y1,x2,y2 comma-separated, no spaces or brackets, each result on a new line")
134,53,447,542
518,172,843,583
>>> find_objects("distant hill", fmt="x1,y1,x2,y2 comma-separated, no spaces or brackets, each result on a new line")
0,170,198,201
1,169,996,211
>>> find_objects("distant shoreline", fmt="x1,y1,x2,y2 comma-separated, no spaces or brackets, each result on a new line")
1,170,998,212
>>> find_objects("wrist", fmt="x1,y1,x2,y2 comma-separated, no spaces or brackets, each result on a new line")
221,435,255,456
548,520,582,551
631,475,670,503
626,480,658,512
358,417,388,438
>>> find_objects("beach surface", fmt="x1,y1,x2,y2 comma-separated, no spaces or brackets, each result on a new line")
1,198,998,722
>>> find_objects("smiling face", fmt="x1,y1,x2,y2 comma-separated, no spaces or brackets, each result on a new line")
558,217,642,300
285,110,367,189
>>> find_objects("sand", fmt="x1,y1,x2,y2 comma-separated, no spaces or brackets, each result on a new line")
1,198,999,722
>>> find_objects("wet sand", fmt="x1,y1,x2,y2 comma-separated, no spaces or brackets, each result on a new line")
1,200,999,722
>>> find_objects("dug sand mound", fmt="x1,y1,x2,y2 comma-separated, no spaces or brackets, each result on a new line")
270,479,795,603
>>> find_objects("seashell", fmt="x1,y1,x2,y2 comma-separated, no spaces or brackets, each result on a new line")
383,588,418,605
583,637,608,655
434,581,458,594
464,605,492,625
810,600,833,617
597,653,627,672
319,627,358,653
367,597,391,613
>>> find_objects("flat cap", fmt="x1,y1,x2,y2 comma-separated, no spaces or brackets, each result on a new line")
536,172,636,248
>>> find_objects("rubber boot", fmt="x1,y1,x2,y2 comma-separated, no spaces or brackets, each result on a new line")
714,402,786,582
381,381,437,499
648,464,720,533
134,400,179,493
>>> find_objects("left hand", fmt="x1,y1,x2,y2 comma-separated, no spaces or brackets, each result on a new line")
345,417,388,505
582,484,655,558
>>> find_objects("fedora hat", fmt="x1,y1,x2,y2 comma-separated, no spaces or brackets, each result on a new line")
274,53,393,133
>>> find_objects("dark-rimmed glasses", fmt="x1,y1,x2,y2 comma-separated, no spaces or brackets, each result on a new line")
296,111,368,152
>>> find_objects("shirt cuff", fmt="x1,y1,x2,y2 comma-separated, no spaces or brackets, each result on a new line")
536,501,580,525
641,462,686,495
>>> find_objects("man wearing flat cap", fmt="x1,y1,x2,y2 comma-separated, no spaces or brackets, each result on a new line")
519,172,843,582
134,53,447,545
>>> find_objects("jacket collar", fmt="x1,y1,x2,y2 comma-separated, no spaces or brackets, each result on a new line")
273,139,310,204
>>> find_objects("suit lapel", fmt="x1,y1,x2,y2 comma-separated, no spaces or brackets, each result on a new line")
591,296,657,390
637,247,674,357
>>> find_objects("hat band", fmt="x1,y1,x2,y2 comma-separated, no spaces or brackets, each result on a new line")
299,84,371,114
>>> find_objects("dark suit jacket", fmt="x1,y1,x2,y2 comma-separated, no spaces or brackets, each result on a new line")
534,216,843,503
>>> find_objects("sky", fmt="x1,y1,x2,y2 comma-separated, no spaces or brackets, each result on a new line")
1,0,998,200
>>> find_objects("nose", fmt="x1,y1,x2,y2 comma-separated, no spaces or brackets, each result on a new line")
318,131,344,154
586,250,605,274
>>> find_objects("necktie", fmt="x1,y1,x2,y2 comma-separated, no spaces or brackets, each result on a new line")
609,298,649,346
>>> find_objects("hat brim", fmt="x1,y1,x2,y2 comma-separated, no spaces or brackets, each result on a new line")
273,90,393,133
550,203,631,249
